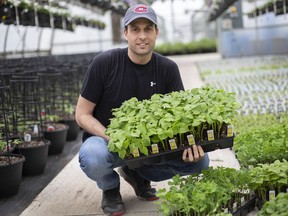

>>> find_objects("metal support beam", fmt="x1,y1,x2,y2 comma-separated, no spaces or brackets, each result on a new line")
37,28,44,56
3,25,10,59
21,27,28,58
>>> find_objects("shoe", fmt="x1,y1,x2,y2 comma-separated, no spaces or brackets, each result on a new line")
101,185,125,216
118,166,159,201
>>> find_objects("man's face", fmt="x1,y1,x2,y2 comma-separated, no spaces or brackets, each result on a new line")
124,18,159,57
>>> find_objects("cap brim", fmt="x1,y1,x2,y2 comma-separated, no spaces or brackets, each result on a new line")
125,15,157,26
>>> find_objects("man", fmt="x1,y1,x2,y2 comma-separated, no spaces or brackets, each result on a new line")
75,4,209,216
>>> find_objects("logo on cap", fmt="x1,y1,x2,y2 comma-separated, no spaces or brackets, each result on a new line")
134,6,148,13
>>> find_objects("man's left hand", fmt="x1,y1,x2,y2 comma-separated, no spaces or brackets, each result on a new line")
182,145,205,163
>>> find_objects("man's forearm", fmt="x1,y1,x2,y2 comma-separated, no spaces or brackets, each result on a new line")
77,114,110,141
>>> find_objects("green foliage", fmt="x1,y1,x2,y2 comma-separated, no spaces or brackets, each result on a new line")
257,193,288,216
232,113,281,135
233,115,288,167
0,133,21,153
154,39,217,56
248,160,288,204
156,167,252,216
106,86,239,159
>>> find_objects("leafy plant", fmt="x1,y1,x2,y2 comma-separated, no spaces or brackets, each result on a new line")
257,193,288,216
107,86,239,159
156,167,254,216
233,122,288,167
248,160,288,204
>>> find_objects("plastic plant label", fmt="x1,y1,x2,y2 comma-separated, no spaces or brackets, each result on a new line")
269,190,275,200
133,147,140,158
222,208,228,213
151,144,159,154
169,139,177,150
240,196,245,206
187,134,195,145
227,125,233,137
233,202,237,212
33,124,39,135
24,133,31,142
207,130,214,141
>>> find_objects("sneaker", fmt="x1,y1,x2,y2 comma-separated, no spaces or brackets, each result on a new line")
118,166,159,201
101,185,125,216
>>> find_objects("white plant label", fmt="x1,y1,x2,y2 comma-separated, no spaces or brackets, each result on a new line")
24,133,31,142
133,147,140,158
269,190,275,200
227,125,233,137
169,139,177,150
151,144,159,154
241,196,245,206
233,202,237,212
33,124,39,135
207,130,214,141
187,134,195,145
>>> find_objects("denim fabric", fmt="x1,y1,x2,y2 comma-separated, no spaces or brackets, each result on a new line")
79,136,210,190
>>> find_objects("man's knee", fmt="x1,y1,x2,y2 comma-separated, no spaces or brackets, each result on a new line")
79,136,111,174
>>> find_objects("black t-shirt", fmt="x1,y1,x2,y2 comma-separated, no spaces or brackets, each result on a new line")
80,48,184,141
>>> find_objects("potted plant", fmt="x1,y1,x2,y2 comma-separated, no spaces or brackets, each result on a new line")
8,76,52,175
42,113,68,155
18,0,35,26
0,85,25,198
13,124,50,176
106,87,239,168
59,102,79,141
0,137,25,198
55,68,80,141
37,72,69,155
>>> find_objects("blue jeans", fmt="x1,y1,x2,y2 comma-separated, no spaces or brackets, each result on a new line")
78,136,210,190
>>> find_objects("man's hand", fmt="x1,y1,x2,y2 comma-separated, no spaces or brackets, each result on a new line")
182,145,205,163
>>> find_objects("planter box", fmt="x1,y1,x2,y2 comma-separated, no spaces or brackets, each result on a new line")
125,136,234,169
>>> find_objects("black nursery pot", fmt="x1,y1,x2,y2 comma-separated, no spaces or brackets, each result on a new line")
0,154,25,198
44,124,69,155
60,119,80,141
18,140,50,176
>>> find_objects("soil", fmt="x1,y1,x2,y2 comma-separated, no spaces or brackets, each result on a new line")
44,123,68,131
18,140,46,148
0,155,23,166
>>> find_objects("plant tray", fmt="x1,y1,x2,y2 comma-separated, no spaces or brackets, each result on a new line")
125,136,234,169
232,195,256,216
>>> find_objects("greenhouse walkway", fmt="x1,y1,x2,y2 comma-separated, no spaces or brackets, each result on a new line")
19,53,256,216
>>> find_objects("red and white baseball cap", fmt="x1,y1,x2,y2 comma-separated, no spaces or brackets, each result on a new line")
124,4,157,26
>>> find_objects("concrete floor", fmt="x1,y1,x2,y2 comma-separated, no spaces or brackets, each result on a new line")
19,53,258,216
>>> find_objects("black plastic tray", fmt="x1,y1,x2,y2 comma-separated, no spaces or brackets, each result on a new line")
232,195,256,216
125,136,234,169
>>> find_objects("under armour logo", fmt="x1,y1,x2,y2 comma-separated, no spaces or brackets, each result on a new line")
150,81,156,87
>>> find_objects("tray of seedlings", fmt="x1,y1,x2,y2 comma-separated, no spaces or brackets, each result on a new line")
106,86,239,169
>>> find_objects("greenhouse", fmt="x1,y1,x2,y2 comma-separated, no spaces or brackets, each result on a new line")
0,0,288,216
